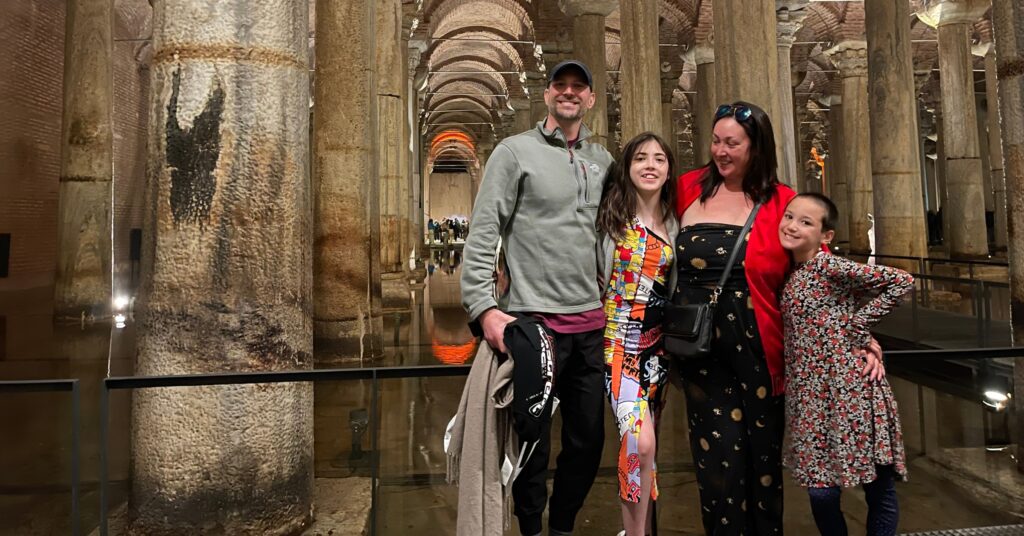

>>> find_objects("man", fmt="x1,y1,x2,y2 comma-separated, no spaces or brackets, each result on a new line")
461,60,613,536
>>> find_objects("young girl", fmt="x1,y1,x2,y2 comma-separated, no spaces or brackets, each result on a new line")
596,132,677,536
778,192,913,536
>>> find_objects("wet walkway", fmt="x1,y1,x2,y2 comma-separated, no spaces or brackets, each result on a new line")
0,254,1021,534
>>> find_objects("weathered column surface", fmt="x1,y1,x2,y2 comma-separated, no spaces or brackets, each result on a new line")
512,98,533,134
776,4,807,187
982,46,1009,249
398,16,414,271
563,0,616,147
713,0,782,156
378,0,404,273
408,42,426,264
661,77,677,151
828,41,874,255
314,0,383,358
694,44,715,165
827,97,850,245
864,0,929,270
527,72,547,123
131,1,313,533
990,0,1024,471
619,0,662,140
55,0,113,319
919,0,991,257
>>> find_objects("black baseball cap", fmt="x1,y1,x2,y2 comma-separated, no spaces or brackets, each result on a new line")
547,60,593,89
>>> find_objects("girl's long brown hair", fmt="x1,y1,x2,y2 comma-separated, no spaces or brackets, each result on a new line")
597,132,677,240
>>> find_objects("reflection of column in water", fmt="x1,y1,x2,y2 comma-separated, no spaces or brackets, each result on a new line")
59,322,113,484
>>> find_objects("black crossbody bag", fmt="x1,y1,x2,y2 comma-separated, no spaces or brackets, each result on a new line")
663,204,761,360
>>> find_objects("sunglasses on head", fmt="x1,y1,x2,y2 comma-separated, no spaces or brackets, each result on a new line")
715,104,753,122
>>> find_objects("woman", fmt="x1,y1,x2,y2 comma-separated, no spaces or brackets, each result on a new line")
672,101,793,535
596,132,678,536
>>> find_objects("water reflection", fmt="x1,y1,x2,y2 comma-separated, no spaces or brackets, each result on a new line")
1,257,1020,534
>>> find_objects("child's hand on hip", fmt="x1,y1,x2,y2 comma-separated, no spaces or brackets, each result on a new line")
856,337,886,382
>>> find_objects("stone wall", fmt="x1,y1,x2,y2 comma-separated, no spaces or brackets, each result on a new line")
0,0,64,291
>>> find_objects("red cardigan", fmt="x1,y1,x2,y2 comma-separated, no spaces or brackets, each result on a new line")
675,168,794,395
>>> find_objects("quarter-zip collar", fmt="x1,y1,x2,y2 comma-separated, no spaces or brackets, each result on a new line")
537,119,593,150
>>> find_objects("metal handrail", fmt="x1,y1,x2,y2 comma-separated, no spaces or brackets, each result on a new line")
0,379,81,536
94,348,1021,535
98,364,469,536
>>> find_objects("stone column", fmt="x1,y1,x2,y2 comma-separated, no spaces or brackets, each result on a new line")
131,1,312,533
713,0,782,157
694,44,716,165
398,17,413,270
55,0,113,319
377,0,404,273
661,80,676,150
409,41,427,264
860,0,933,270
827,96,850,245
619,0,662,140
827,41,874,254
934,108,952,253
776,5,807,188
919,0,991,257
562,0,617,147
313,0,383,358
527,71,547,123
982,46,1009,249
511,98,533,134
990,0,1024,470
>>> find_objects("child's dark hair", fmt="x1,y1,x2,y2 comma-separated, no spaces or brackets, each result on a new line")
793,192,839,232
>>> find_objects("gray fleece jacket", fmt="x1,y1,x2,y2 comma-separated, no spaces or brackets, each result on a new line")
461,120,614,321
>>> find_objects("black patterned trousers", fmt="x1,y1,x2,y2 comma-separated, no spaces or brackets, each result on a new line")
675,289,786,536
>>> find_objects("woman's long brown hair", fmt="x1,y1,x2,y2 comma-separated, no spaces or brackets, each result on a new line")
597,132,677,240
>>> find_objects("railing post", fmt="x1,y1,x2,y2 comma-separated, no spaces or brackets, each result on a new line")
976,281,985,347
370,369,379,536
911,285,919,344
99,381,109,536
71,380,81,536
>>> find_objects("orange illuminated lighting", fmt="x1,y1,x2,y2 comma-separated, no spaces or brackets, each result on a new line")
430,130,475,154
431,337,479,365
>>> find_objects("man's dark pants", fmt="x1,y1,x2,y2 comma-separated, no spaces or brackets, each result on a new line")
512,327,605,535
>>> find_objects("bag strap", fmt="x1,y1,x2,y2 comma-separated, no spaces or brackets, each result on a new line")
711,203,762,305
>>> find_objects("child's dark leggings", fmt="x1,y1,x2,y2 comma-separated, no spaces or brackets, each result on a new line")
806,465,899,536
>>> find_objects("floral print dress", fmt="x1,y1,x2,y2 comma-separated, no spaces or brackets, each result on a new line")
780,251,913,488
603,217,674,503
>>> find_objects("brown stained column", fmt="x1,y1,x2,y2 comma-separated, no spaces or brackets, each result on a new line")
919,1,991,257
990,0,1024,470
661,80,676,151
827,96,850,245
776,6,807,188
409,42,427,263
562,1,616,147
512,98,533,134
982,47,1009,249
694,44,716,165
527,72,547,123
131,0,312,533
398,16,413,270
827,41,874,255
713,0,782,157
313,0,383,359
865,0,931,269
55,0,113,319
377,0,404,273
619,0,662,140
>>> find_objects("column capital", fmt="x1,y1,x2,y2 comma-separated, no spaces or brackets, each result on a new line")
825,40,869,78
509,97,531,111
916,0,990,28
559,0,618,17
693,44,715,66
776,4,808,47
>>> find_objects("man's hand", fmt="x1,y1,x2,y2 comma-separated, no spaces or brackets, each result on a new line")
480,308,516,354
856,336,886,382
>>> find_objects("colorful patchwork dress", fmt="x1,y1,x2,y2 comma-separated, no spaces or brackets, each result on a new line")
780,251,912,488
603,217,674,503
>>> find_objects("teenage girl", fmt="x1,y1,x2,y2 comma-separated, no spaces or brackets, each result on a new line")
596,132,677,536
779,192,913,536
